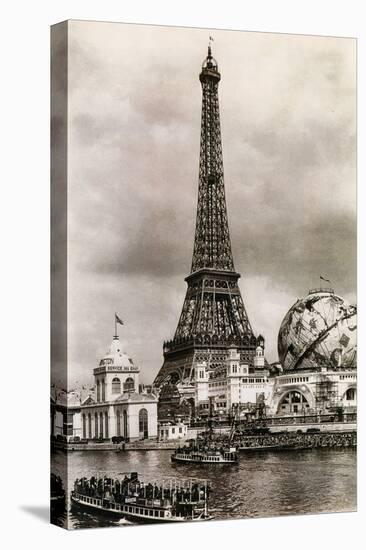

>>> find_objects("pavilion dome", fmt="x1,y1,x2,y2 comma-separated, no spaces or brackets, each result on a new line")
99,336,136,369
278,289,357,372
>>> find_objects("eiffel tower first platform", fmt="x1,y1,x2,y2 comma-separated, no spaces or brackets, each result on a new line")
154,44,265,392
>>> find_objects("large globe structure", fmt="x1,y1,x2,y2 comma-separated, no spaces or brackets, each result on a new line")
278,289,357,372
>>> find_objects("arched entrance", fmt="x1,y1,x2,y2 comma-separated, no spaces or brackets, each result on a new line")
278,390,309,414
344,387,356,405
139,408,148,439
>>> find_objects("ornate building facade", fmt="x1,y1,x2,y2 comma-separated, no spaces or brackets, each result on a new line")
269,288,357,416
191,288,357,418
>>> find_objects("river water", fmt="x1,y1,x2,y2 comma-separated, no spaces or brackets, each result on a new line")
51,448,356,529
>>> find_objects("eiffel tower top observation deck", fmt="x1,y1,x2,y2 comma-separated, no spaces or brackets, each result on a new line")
154,45,262,388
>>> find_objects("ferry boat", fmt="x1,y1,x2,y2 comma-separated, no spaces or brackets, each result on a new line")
71,472,212,523
171,405,238,464
171,445,238,464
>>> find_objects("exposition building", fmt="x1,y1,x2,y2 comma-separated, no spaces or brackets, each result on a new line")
184,287,357,420
56,334,158,443
79,335,158,441
269,288,357,416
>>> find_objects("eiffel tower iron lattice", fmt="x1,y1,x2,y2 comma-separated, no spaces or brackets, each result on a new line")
154,45,262,389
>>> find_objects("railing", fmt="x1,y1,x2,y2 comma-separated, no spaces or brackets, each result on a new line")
308,287,334,295
190,411,357,429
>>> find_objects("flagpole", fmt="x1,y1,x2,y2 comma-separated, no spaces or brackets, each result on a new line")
114,313,117,338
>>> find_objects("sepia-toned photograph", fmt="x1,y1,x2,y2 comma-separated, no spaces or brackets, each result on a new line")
51,20,357,529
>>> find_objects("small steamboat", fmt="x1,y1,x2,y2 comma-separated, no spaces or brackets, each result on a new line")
172,445,238,464
71,472,212,523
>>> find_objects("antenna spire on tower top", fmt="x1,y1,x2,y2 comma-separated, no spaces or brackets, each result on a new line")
208,35,214,56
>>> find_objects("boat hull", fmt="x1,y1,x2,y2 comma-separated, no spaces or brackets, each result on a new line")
171,455,237,464
70,493,211,523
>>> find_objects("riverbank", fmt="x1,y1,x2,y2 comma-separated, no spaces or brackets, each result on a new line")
52,439,180,452
52,426,356,452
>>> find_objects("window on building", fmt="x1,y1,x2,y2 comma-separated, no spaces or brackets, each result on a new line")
124,377,135,393
116,410,121,437
96,380,100,402
63,412,73,436
112,377,121,394
101,379,105,401
82,414,86,439
94,412,98,438
88,413,92,439
123,410,128,439
345,388,356,401
99,412,104,438
139,408,148,439
105,412,109,438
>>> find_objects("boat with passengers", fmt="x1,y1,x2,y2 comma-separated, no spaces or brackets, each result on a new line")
171,403,239,465
171,444,238,464
71,472,212,523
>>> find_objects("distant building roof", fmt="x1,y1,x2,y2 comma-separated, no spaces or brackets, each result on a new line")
114,392,157,404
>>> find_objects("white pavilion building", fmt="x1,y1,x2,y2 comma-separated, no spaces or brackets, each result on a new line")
81,335,158,442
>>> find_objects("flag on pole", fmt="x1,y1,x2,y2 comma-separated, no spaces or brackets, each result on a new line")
115,313,124,326
320,275,331,283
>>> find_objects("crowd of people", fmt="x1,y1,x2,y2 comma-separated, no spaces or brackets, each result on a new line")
73,473,209,504
175,442,233,455
233,431,356,449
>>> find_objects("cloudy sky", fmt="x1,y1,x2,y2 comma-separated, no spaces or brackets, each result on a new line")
61,21,356,387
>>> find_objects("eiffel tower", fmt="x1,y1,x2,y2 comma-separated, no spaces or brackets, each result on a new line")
154,44,263,390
